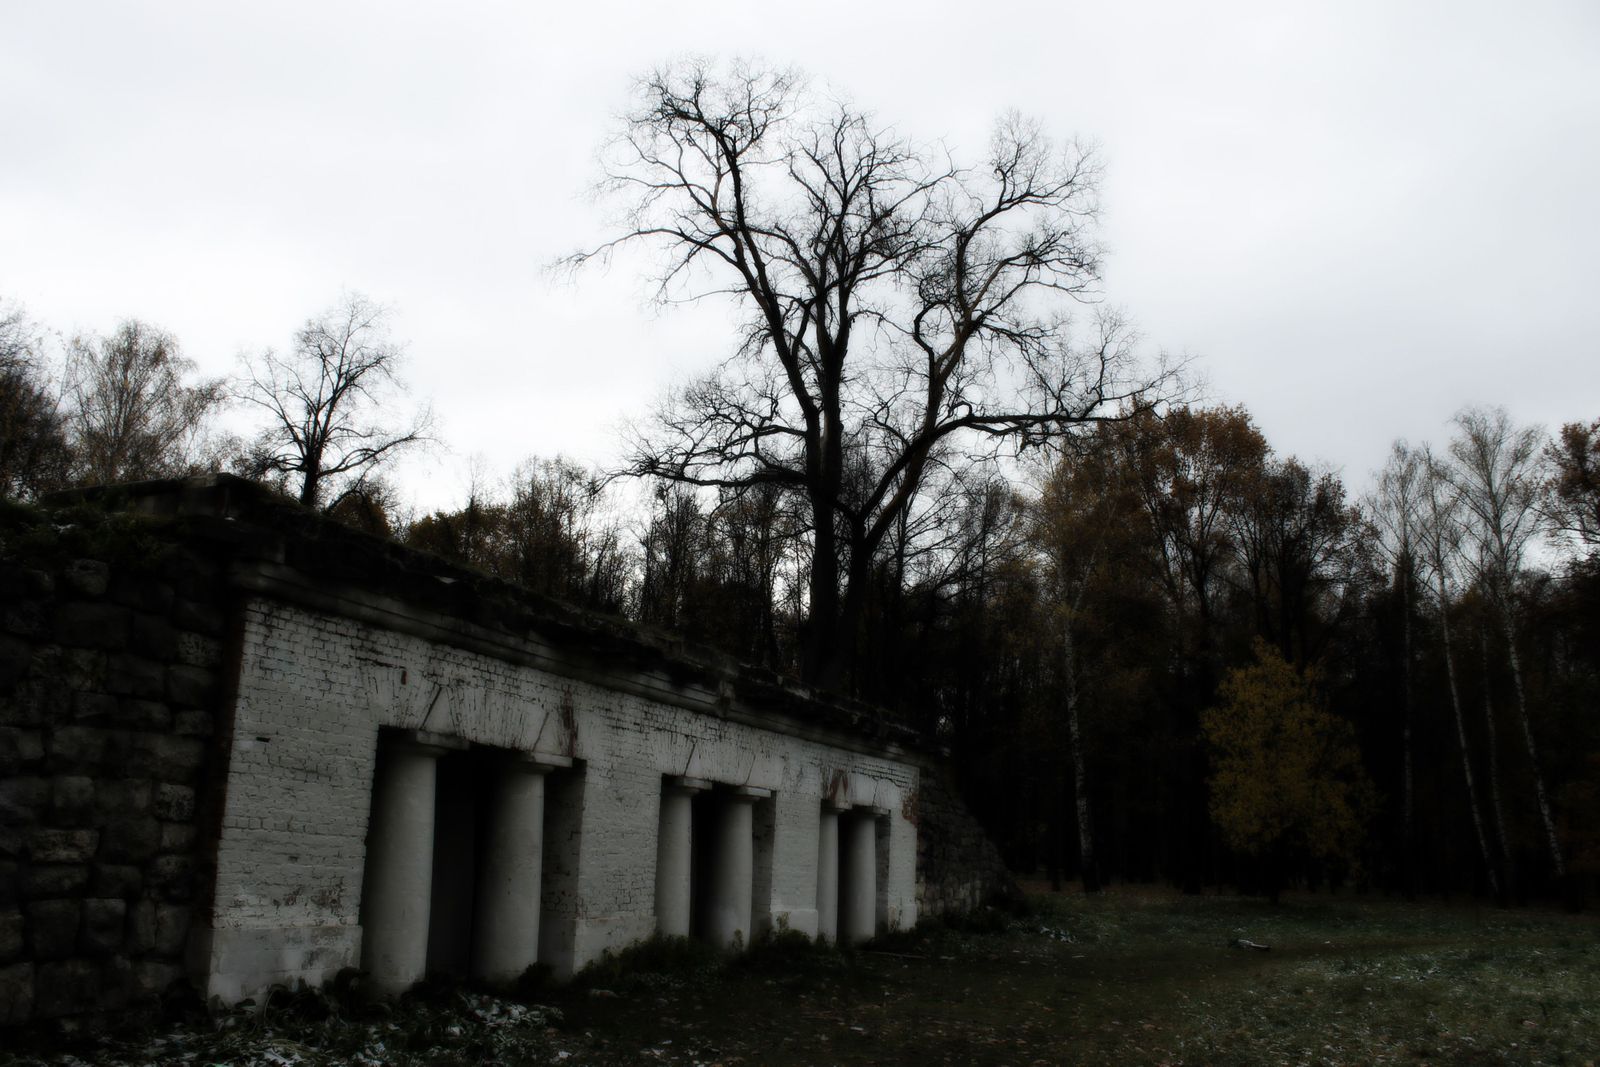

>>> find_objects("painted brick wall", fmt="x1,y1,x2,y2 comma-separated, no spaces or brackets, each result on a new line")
196,598,923,1002
4,478,1016,1024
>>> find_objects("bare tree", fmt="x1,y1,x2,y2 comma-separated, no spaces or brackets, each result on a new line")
0,301,71,498
237,293,431,510
566,60,1167,688
1036,439,1132,893
1448,406,1564,880
1416,446,1505,903
65,319,226,485
1368,441,1424,896
1227,457,1365,668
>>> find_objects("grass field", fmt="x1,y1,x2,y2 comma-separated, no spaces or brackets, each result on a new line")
9,887,1599,1066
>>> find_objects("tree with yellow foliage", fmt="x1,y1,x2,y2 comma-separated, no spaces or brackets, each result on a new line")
1202,641,1373,901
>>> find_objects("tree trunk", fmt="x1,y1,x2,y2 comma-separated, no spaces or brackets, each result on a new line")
1400,567,1417,899
1478,627,1516,903
1045,772,1064,892
1061,613,1100,893
1437,584,1503,905
299,453,323,509
1264,851,1284,905
1497,604,1567,880
803,500,844,688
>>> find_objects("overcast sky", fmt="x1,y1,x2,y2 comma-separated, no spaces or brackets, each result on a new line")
3,0,1597,512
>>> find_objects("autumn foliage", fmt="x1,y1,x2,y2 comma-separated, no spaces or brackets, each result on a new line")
1202,641,1373,897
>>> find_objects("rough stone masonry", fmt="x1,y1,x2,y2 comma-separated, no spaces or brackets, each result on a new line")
0,475,1013,1024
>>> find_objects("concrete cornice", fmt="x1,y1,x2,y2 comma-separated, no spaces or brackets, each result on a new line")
49,474,935,764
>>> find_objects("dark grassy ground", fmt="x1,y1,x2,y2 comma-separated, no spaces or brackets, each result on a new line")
8,886,1599,1066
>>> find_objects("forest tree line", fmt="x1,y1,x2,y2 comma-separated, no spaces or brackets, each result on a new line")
6,60,1598,908
4,292,1597,905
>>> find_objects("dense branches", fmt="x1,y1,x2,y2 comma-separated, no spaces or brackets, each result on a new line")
1545,419,1600,553
405,457,629,612
237,293,431,510
0,303,71,498
64,320,226,484
570,60,1167,687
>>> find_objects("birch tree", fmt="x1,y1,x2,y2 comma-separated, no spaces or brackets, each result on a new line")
1449,406,1565,880
1417,446,1506,902
65,319,226,484
1369,441,1423,895
1035,437,1132,893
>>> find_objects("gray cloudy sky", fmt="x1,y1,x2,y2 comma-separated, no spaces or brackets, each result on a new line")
3,0,1597,511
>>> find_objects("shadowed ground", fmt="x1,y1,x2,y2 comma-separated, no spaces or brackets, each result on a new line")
6,886,1597,1065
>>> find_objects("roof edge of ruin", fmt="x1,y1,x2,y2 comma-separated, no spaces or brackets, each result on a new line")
42,474,936,759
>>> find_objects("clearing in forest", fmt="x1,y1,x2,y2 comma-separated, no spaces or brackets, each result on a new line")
7,887,1598,1066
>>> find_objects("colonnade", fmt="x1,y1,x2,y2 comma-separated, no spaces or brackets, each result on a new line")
655,780,886,948
360,731,571,993
654,777,773,948
363,731,894,995
821,804,886,944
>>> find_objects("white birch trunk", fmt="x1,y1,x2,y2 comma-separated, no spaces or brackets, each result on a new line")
1497,605,1566,878
1437,580,1502,903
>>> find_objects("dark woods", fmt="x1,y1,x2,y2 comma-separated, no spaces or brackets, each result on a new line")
11,295,1596,906
5,56,1597,909
394,406,1600,908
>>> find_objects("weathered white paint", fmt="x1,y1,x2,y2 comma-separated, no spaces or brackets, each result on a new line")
841,811,880,944
816,803,841,943
654,776,707,938
191,598,922,1003
471,756,555,983
360,734,460,993
708,788,768,948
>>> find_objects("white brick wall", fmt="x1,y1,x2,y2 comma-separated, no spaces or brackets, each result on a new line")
193,598,921,1002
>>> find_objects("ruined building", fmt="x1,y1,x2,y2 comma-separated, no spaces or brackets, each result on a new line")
0,476,1012,1024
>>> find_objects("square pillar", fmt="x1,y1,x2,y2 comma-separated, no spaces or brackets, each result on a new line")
360,731,466,994
655,776,711,938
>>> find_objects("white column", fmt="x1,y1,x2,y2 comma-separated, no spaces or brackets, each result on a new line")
472,755,565,984
655,776,710,938
708,787,770,950
816,802,842,943
361,732,463,994
841,810,879,944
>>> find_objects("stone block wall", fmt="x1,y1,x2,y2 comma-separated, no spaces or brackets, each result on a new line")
914,763,1018,917
0,511,225,1024
1,477,1021,1025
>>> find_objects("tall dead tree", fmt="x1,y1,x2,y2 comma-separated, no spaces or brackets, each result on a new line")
1418,448,1505,903
1370,441,1423,896
1449,406,1565,881
237,294,432,511
567,60,1165,689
